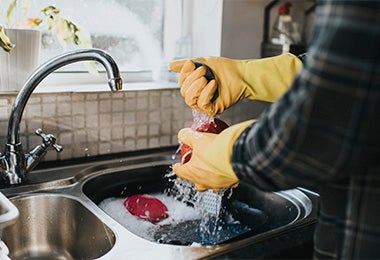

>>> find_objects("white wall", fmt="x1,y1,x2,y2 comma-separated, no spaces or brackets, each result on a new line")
221,0,268,59
220,0,315,59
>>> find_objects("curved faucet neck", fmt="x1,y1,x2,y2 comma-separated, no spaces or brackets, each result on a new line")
7,48,122,146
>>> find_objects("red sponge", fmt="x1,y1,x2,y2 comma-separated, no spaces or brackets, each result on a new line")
124,194,169,223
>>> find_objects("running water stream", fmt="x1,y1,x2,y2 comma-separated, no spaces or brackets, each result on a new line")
163,147,249,245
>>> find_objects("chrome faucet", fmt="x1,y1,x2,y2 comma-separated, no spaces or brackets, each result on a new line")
0,48,123,185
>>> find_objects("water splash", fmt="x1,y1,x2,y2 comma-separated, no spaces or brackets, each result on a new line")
165,166,238,244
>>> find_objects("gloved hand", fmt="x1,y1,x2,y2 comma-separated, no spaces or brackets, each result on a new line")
172,119,255,191
169,53,302,116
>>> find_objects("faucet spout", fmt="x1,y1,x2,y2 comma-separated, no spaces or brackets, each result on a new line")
1,48,122,185
8,48,122,146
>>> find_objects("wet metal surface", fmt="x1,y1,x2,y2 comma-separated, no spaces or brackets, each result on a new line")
1,149,318,259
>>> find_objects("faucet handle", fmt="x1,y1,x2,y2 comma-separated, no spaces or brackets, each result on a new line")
35,128,63,152
52,143,63,153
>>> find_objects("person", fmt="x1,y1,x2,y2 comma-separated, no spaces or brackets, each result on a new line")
169,0,380,259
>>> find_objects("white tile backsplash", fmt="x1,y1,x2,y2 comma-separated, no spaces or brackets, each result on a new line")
0,88,265,162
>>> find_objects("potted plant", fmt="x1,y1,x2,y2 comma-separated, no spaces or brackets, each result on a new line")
0,0,93,91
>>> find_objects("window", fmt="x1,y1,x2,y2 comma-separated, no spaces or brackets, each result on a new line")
1,0,223,87
38,0,165,77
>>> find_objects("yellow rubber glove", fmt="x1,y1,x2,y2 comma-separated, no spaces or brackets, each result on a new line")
169,53,302,116
173,119,255,191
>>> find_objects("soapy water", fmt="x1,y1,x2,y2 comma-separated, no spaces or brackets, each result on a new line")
98,194,199,244
98,192,250,246
164,172,246,245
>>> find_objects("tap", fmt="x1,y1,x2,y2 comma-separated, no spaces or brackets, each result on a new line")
0,48,123,185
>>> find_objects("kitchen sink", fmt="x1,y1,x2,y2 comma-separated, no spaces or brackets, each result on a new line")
2,194,115,260
0,148,318,259
82,163,315,247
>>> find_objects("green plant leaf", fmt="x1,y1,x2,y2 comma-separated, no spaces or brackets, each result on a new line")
55,18,75,45
74,27,92,48
6,0,17,23
0,25,15,52
75,28,98,75
41,5,60,16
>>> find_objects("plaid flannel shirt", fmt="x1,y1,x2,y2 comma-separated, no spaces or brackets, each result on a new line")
232,0,380,259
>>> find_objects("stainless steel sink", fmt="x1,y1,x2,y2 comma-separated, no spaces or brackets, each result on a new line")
82,163,315,246
0,148,318,259
2,194,115,260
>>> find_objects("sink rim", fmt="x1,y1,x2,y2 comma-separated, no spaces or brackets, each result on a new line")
0,192,19,229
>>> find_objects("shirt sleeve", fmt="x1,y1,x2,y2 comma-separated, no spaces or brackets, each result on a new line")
232,0,380,191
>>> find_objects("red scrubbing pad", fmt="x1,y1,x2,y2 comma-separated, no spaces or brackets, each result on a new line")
124,194,169,223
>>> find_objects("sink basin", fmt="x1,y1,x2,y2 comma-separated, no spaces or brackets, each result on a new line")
83,164,315,246
2,194,115,260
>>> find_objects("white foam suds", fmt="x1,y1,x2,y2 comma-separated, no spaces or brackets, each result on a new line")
98,193,201,241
